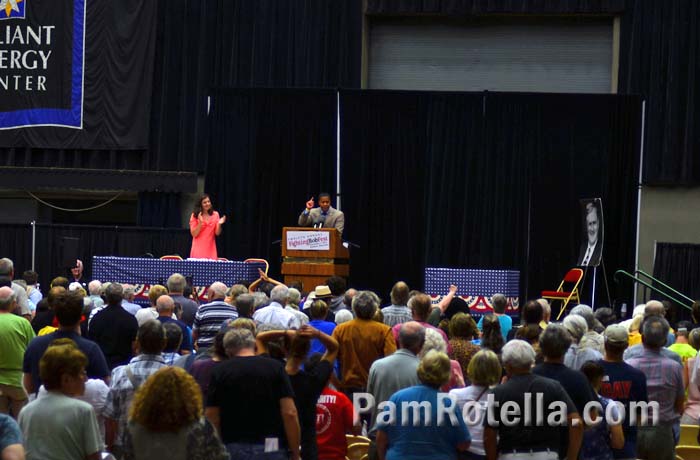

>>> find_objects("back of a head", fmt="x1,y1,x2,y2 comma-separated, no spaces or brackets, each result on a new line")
0,258,13,277
570,304,595,330
641,315,670,349
467,349,502,386
481,314,504,353
166,273,187,293
537,299,551,319
408,293,431,321
123,284,136,299
689,328,700,351
420,327,447,357
539,323,573,360
235,294,255,318
563,314,588,343
416,349,451,388
47,286,66,309
0,286,15,311
390,281,410,306
23,270,38,285
352,290,380,320
287,288,301,307
491,294,507,314
398,321,425,353
208,282,228,300
644,300,665,318
326,276,347,297
88,280,102,296
129,367,202,432
228,318,256,336
163,322,183,352
138,320,166,354
676,321,692,339
449,312,478,339
229,284,249,304
50,276,70,289
40,340,87,390
223,328,256,357
148,284,168,307
594,307,616,328
309,299,329,320
156,295,175,314
343,288,357,307
252,292,270,310
522,300,544,325
335,309,353,324
104,282,124,306
54,290,84,327
580,360,605,386
501,340,536,371
270,285,289,305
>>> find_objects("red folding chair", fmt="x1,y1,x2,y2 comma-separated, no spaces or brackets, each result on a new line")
541,268,584,320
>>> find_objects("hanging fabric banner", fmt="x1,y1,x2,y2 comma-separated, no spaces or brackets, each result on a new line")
0,0,156,148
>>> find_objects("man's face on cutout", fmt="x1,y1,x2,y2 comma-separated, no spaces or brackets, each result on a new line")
587,208,599,245
319,197,331,213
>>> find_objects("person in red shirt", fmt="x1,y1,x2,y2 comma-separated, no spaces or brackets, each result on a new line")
189,194,227,259
313,354,359,460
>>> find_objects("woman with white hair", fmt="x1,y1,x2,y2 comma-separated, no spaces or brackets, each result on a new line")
376,350,471,460
562,314,602,371
420,328,465,391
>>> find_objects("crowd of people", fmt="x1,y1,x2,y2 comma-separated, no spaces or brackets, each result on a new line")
0,255,698,460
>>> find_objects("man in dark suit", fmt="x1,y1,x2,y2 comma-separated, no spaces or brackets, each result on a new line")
577,201,602,266
298,192,345,235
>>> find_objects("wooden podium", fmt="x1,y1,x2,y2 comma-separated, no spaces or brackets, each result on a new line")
281,227,349,291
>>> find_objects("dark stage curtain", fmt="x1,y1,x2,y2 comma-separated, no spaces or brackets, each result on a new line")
366,0,626,15
341,90,642,304
204,89,337,278
137,192,182,228
619,0,700,185
0,224,190,293
147,0,362,172
652,242,700,323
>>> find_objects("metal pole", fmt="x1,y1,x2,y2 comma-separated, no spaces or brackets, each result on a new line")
592,266,597,308
634,100,646,306
336,90,341,210
31,220,36,271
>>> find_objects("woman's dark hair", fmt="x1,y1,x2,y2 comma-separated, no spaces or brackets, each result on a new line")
193,194,213,216
521,300,543,325
481,314,504,354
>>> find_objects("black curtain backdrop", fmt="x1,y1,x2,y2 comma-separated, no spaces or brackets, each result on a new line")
341,90,641,304
0,224,190,294
204,89,337,276
137,192,182,228
366,0,625,14
147,0,362,172
652,242,700,323
619,0,700,185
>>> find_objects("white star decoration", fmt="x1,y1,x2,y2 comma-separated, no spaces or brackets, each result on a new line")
0,0,21,17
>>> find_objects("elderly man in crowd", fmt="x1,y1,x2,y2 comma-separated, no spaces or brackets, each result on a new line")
167,273,199,327
484,340,583,460
563,314,602,370
253,284,300,329
366,320,425,458
156,295,192,354
380,281,412,327
0,286,34,417
391,293,450,354
87,280,104,311
623,301,681,364
120,284,141,316
104,320,168,458
89,282,139,370
0,258,30,319
333,291,396,401
206,328,300,460
193,282,237,350
598,324,648,460
625,315,683,460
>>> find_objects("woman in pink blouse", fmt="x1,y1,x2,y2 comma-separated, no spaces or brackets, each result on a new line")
189,194,226,259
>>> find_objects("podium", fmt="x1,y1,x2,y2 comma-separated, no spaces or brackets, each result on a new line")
281,227,349,291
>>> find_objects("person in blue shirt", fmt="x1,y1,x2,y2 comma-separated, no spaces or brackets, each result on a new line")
376,350,471,460
477,294,512,340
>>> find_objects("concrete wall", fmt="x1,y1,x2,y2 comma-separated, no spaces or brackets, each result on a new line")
636,186,700,302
